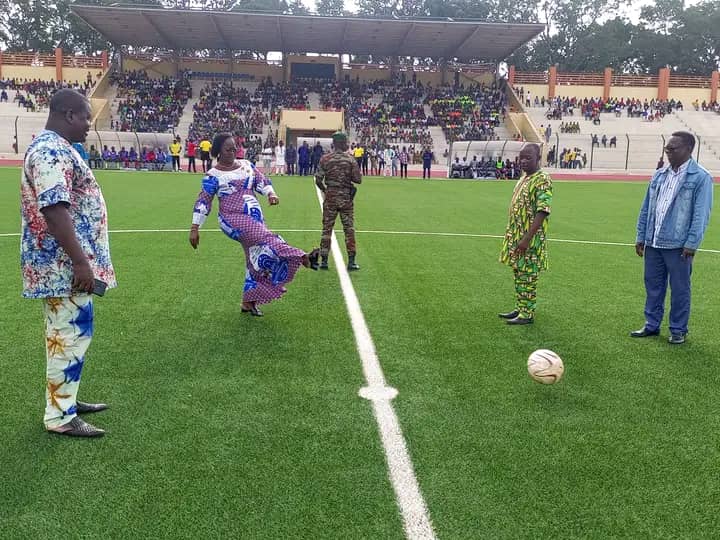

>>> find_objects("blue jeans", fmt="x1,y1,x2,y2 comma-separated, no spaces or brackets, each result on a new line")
643,246,693,335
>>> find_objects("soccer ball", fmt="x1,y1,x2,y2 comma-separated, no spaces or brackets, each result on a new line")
527,349,564,384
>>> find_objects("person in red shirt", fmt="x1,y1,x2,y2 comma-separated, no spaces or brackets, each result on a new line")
186,139,197,173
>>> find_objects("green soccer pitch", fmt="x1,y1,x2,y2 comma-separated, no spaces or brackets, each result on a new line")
1,168,719,539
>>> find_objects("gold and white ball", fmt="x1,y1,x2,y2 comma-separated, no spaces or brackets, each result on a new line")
527,349,564,384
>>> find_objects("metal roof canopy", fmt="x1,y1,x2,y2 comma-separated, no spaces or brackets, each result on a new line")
70,5,544,62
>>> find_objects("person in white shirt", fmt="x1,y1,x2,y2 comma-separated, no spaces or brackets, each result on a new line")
261,143,273,173
274,140,286,175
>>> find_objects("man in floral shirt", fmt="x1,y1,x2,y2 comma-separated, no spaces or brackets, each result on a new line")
21,89,117,437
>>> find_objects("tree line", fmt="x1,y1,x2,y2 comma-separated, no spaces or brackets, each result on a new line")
0,0,717,75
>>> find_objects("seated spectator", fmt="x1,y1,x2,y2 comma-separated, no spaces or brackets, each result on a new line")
101,145,111,168
127,147,139,169
108,146,119,169
88,145,102,169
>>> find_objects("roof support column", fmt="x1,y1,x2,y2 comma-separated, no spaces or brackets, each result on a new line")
55,48,63,83
657,67,670,100
508,65,515,87
282,52,289,83
603,67,612,100
440,59,448,86
548,65,557,99
711,71,719,104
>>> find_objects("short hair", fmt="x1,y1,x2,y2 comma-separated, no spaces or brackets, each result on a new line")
211,133,233,158
49,88,88,113
671,131,695,152
522,143,542,158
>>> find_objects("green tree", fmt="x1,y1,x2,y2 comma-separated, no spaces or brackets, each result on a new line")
315,0,346,17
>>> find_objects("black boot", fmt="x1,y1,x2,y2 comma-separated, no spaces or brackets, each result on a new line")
319,255,329,270
308,248,320,270
347,253,360,271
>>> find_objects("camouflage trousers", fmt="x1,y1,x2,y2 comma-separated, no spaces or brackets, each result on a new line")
513,267,539,319
320,191,356,257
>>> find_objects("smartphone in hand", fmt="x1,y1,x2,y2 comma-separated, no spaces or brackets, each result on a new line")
92,278,108,296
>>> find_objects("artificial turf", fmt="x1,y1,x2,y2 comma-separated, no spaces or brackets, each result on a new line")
1,168,718,539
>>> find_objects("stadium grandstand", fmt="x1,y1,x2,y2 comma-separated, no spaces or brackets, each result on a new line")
0,6,718,177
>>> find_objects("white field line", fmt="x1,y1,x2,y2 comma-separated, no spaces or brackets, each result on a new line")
1,228,719,254
313,187,436,540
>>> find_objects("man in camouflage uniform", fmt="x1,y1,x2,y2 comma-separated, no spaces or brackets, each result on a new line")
315,132,362,271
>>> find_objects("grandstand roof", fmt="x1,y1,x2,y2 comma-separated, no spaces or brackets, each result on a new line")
70,5,544,62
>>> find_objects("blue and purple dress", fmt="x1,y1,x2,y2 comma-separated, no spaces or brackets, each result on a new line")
192,160,306,306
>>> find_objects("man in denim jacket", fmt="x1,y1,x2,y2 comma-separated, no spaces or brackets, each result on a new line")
631,131,713,344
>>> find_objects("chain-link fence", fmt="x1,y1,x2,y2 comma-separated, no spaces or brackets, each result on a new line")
447,134,720,174
548,133,720,172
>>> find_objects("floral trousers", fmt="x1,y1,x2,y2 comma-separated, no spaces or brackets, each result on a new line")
42,295,94,428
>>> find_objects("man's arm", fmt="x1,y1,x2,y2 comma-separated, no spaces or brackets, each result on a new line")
315,158,327,191
683,172,714,255
41,204,94,293
513,211,549,255
351,159,362,184
635,182,652,257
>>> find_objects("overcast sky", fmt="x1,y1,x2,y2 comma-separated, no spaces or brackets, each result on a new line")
299,0,703,20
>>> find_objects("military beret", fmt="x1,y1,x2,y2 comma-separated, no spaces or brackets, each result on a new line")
332,131,348,142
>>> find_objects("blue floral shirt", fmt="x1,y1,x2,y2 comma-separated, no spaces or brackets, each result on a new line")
20,130,117,298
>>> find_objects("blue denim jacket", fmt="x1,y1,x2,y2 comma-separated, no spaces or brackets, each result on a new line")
636,159,713,250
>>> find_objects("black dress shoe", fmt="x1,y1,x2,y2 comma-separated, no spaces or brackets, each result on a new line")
630,327,660,338
498,310,519,319
507,316,533,325
668,333,686,344
76,401,109,414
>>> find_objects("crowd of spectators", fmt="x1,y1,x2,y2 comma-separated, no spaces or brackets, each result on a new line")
692,99,719,113
187,81,267,141
427,82,505,142
0,76,95,111
535,95,685,123
110,70,191,132
255,77,309,110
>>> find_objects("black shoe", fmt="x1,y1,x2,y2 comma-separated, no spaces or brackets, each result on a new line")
347,262,360,271
76,401,109,414
241,305,264,317
668,333,686,344
308,248,320,270
498,310,519,319
507,316,533,325
630,327,660,338
319,262,329,270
